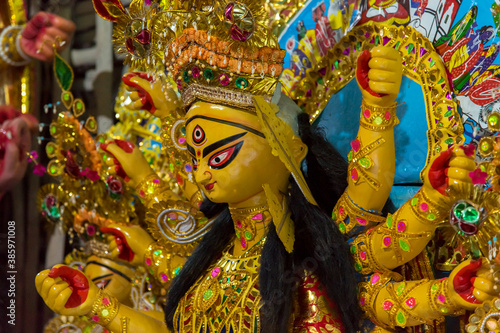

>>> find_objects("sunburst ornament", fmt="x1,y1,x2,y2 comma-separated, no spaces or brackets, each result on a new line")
93,0,172,70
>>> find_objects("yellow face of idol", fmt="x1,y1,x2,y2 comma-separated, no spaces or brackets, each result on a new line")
84,256,135,304
185,102,291,206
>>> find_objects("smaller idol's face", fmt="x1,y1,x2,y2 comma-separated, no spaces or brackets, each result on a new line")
85,256,134,304
186,102,290,205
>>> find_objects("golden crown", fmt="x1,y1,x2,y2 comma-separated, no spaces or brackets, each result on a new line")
93,0,285,110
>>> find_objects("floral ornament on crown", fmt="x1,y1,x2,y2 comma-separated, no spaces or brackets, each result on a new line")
93,0,172,70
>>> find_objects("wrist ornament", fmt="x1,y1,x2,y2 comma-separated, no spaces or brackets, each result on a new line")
88,289,120,327
135,173,169,202
410,189,449,225
144,242,172,285
428,278,462,316
0,25,31,66
360,101,399,132
333,192,385,236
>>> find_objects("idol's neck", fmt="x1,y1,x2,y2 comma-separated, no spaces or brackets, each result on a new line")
228,202,272,257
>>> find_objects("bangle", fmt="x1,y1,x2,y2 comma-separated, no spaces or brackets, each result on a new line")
0,25,31,66
428,278,461,316
135,173,168,199
89,289,120,326
360,101,399,132
410,189,448,225
333,192,386,235
144,242,172,285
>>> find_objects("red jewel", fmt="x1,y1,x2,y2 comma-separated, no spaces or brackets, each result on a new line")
405,297,416,308
382,300,393,310
351,168,359,181
384,111,391,120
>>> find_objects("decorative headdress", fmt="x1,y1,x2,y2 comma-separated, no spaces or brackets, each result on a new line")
94,0,286,110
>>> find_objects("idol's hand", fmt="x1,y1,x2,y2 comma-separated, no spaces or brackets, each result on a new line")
423,145,476,203
356,46,402,107
100,139,155,187
35,265,98,316
20,12,75,62
122,72,180,118
448,259,499,310
101,224,154,267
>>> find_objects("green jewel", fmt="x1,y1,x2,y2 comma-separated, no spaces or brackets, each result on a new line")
173,266,181,277
375,35,380,46
437,78,445,84
430,59,436,67
444,138,453,145
444,110,452,117
481,140,490,152
203,68,213,80
347,150,353,162
427,213,436,221
154,250,162,256
373,116,383,125
359,157,371,168
183,70,189,83
101,309,109,317
236,231,241,239
331,211,336,220
350,245,356,254
440,307,448,313
453,202,467,218
437,122,443,128
199,217,208,224
235,77,248,89
339,222,346,233
356,42,361,51
489,114,499,127
180,126,186,135
411,198,418,206
354,262,362,271
431,284,438,293
46,145,54,154
407,43,414,54
245,231,253,240
395,41,401,49
147,186,154,194
396,311,406,325
75,101,83,110
396,283,405,295
399,239,410,252
49,165,58,174
334,60,339,69
203,289,213,300
462,206,480,223
169,163,174,172
386,216,393,228
49,206,61,218
50,124,57,134
63,93,70,101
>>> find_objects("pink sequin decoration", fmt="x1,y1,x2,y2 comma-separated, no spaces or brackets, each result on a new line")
384,111,391,120
139,190,145,197
351,168,359,181
351,139,361,152
371,274,380,285
363,109,371,118
405,297,415,308
438,294,445,303
192,66,200,78
360,297,366,306
178,137,186,144
160,273,168,282
211,267,220,277
420,202,429,211
252,213,263,220
360,251,366,260
383,236,391,247
236,220,242,228
145,258,152,265
356,217,367,225
102,297,110,305
241,238,247,249
92,316,100,322
219,73,230,86
397,221,406,232
339,206,345,216
382,300,393,310
152,178,160,184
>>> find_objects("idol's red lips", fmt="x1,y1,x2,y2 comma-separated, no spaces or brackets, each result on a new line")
205,182,215,191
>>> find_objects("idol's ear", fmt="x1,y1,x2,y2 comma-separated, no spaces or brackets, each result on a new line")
290,135,308,165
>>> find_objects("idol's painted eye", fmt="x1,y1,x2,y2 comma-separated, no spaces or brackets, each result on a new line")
192,125,206,145
208,141,243,169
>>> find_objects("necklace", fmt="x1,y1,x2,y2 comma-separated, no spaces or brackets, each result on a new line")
229,204,271,250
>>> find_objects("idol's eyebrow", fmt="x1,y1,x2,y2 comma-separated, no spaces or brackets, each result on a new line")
86,261,132,282
91,273,113,282
203,132,247,158
186,115,265,138
187,144,196,156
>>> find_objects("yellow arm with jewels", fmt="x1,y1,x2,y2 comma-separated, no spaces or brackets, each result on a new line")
349,146,477,276
361,259,499,329
346,46,402,212
36,265,170,333
100,139,181,208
